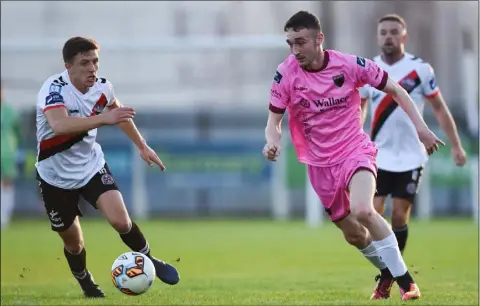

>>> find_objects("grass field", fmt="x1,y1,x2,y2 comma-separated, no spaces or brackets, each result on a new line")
1,218,478,305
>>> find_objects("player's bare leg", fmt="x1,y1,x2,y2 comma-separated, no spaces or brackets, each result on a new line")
391,198,412,254
97,190,180,285
349,170,420,300
59,217,104,298
373,196,387,216
390,198,413,296
334,214,394,299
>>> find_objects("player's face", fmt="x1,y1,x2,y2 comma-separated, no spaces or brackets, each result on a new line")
377,21,406,56
286,28,323,68
66,50,99,89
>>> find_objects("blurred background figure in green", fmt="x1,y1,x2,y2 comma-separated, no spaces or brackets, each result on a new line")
1,80,22,229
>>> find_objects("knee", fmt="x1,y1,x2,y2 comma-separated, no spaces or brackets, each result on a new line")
111,218,132,234
391,209,408,228
64,238,84,254
60,220,84,254
343,230,368,248
351,205,377,225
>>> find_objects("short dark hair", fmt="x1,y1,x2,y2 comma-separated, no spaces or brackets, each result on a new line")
62,37,100,64
378,14,407,29
284,10,321,32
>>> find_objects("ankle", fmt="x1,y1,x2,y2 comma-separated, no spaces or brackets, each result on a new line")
396,271,414,291
380,268,393,279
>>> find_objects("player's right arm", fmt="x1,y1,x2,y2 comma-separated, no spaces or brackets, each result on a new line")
40,88,134,136
44,106,104,136
264,67,290,161
264,111,284,161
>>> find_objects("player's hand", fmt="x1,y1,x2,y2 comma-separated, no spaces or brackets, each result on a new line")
139,145,166,171
262,143,280,161
451,146,467,166
417,128,445,156
102,107,135,125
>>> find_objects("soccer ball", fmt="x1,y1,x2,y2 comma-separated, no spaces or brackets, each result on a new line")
111,252,156,295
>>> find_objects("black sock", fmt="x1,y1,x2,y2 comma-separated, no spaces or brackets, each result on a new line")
380,267,393,279
64,247,88,280
120,222,151,257
393,225,409,254
396,271,414,291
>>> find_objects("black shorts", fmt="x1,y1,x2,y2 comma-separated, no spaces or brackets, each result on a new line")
375,167,424,202
37,163,119,232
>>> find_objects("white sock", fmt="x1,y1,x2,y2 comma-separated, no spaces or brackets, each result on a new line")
1,185,15,228
359,241,387,270
374,232,408,277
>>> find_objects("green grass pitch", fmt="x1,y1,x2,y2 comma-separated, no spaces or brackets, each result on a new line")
1,218,478,305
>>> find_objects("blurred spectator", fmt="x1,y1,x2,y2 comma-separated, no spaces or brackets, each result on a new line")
1,80,22,228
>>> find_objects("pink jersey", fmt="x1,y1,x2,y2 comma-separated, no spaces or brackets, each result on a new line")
269,50,388,166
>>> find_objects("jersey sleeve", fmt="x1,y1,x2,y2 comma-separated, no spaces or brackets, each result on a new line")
354,56,388,91
420,63,440,99
359,85,371,100
37,82,67,113
268,64,290,114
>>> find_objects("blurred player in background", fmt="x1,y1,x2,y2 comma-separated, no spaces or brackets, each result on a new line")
263,11,445,301
359,14,467,294
35,37,179,298
1,81,22,229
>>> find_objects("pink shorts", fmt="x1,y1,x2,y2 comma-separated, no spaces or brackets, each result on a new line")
307,147,378,222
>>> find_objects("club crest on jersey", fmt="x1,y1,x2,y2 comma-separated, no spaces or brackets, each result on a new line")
92,104,104,115
332,74,345,87
400,77,417,92
273,70,283,84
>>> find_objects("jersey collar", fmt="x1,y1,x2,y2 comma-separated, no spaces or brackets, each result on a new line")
63,70,91,96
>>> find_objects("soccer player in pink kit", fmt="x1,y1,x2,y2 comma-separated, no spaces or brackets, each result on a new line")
263,11,444,301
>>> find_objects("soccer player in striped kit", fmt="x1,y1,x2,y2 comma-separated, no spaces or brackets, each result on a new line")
35,37,180,298
360,13,467,299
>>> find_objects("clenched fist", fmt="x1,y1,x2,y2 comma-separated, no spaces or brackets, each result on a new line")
263,143,281,161
102,107,135,125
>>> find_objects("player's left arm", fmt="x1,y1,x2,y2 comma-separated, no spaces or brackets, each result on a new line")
108,100,145,149
422,66,466,165
382,77,445,155
356,56,427,130
105,81,165,170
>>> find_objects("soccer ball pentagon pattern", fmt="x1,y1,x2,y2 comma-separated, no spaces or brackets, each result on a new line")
111,252,156,295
